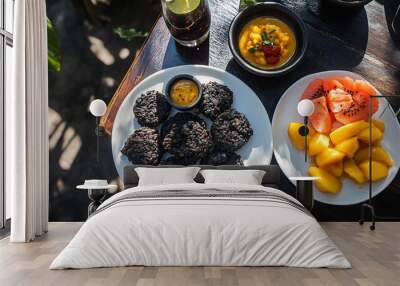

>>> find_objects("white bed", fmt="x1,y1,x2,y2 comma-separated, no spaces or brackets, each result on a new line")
50,183,350,269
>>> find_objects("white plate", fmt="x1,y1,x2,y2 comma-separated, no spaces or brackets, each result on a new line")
112,65,273,177
273,70,400,205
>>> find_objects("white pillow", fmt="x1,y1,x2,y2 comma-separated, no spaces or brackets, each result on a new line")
200,169,266,185
135,167,201,186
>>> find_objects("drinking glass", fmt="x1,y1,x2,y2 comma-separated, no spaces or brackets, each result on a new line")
161,0,211,47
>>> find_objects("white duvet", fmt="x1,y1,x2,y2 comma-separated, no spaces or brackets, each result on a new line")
50,183,350,269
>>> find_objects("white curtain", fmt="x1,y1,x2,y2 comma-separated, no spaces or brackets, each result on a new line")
7,0,49,242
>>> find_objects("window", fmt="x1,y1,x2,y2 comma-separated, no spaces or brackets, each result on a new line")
0,0,14,229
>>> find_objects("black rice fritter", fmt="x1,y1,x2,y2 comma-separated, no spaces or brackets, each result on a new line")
133,90,171,127
121,127,161,165
211,109,253,152
161,112,212,164
200,82,233,120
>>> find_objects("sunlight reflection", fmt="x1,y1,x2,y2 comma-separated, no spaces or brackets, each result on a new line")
56,179,65,192
91,0,111,5
59,127,82,170
49,107,66,150
109,178,123,193
49,107,62,135
49,108,82,170
119,48,130,59
102,76,115,87
88,35,115,65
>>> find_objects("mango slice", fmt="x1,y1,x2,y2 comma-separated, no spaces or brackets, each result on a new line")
358,126,383,143
372,119,385,133
288,122,316,150
308,166,342,194
329,120,369,145
334,137,359,158
288,116,392,191
308,133,330,156
343,159,367,184
359,161,389,182
315,148,345,167
322,161,343,177
354,146,394,167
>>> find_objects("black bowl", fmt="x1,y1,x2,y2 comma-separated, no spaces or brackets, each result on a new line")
228,2,308,77
324,0,373,8
165,74,203,111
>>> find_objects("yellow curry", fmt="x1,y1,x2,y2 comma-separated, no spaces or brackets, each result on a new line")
239,17,296,69
170,79,199,107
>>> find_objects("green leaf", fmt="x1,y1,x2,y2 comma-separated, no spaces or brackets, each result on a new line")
240,0,262,10
114,27,148,41
261,32,267,41
248,47,256,53
47,17,61,73
262,40,273,46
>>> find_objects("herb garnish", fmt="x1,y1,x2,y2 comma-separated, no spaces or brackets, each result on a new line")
248,47,256,53
261,32,267,41
261,31,273,46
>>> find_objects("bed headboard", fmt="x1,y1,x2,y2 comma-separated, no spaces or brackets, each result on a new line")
123,165,282,190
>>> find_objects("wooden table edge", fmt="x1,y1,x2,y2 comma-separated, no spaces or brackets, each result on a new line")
100,15,163,136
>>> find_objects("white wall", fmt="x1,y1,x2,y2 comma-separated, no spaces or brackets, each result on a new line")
5,44,12,219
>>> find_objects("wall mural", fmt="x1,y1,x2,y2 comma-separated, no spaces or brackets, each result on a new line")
47,0,159,221
48,0,400,222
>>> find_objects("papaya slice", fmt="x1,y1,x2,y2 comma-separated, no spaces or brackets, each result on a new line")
302,79,327,100
334,96,377,125
310,97,332,134
327,79,379,125
323,79,344,92
352,90,379,114
327,89,353,113
336,76,356,95
354,80,377,96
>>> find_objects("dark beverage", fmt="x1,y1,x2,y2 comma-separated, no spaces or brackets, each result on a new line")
161,0,211,47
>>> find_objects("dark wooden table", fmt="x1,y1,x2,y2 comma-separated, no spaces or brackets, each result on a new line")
101,0,400,220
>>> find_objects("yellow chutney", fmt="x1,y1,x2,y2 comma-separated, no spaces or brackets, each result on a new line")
239,17,297,69
170,79,199,107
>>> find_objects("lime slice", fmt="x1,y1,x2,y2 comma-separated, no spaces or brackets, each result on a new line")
166,0,201,15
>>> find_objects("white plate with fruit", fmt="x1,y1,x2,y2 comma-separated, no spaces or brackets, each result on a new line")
272,70,400,205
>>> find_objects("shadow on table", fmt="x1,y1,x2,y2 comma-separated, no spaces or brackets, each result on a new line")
306,0,370,52
162,37,209,69
384,0,400,49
